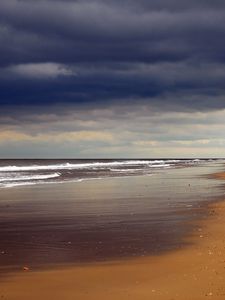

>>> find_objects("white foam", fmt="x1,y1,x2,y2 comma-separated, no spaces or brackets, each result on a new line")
0,177,98,188
0,173,158,189
149,164,171,168
0,172,60,182
1,182,39,188
110,168,143,172
0,160,178,172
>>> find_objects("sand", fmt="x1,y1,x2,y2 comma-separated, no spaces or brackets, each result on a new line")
1,176,225,299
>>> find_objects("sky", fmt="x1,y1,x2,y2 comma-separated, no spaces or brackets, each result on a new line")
1,0,225,158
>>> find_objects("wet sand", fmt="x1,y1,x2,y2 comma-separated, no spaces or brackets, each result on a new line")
1,164,223,271
1,199,225,299
0,166,225,299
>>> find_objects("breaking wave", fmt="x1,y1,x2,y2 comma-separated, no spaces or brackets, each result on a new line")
0,159,206,188
0,160,180,172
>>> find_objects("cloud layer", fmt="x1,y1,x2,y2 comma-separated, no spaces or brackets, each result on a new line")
0,0,225,157
1,103,225,158
1,0,225,108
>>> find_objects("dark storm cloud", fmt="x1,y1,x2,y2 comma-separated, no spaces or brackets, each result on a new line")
0,0,225,111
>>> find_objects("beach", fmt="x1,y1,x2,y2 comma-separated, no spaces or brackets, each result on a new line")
0,160,225,299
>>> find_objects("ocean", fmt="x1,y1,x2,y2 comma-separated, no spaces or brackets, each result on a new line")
0,158,216,188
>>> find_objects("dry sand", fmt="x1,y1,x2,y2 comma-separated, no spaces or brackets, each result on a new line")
1,179,225,299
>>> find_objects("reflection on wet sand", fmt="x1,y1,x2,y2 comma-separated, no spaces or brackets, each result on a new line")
0,162,224,271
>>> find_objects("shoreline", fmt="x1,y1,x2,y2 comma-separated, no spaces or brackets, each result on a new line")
1,184,225,298
1,163,222,271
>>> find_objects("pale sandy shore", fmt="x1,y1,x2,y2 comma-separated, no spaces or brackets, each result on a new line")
1,175,225,299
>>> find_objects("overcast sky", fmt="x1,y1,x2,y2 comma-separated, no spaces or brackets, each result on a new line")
1,0,225,158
